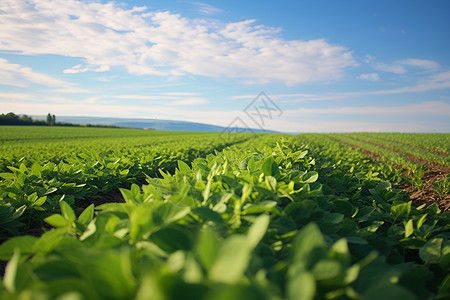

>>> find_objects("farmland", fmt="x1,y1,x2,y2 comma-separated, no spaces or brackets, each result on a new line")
0,126,449,300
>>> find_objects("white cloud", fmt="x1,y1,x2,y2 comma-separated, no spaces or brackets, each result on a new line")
168,98,208,106
373,62,407,74
357,73,379,81
0,0,356,85
285,101,450,116
372,58,440,75
63,64,110,74
397,58,440,70
162,92,201,96
0,92,35,100
0,58,72,87
113,94,179,100
364,54,376,63
192,2,223,15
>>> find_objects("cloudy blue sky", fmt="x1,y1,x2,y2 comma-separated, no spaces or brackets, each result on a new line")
1,0,449,132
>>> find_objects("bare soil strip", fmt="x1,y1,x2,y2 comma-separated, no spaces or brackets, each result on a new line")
362,133,449,157
332,136,450,213
343,135,450,173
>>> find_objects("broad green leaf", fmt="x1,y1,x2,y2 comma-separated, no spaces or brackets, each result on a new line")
265,176,277,191
60,200,76,222
192,207,224,224
150,226,192,253
0,172,15,180
178,160,191,173
44,187,58,195
209,235,252,283
3,249,20,292
420,238,443,264
78,204,94,225
197,228,220,271
0,236,37,260
312,259,342,281
301,171,318,183
291,223,326,272
247,214,270,248
45,214,68,228
287,271,316,300
391,202,411,221
404,219,414,238
152,203,190,227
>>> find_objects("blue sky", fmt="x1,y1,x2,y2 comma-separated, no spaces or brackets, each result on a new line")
1,0,449,132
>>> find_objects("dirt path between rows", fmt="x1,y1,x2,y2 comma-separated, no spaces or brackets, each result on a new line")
332,136,449,213
342,135,450,174
361,133,449,157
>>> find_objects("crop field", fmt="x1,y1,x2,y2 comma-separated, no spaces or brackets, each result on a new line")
0,126,449,300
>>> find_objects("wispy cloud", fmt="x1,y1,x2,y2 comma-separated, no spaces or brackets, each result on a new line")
372,58,440,74
63,64,110,74
285,101,450,116
0,92,35,100
235,71,450,103
192,2,223,15
168,98,208,106
357,73,379,81
373,62,407,74
396,58,440,70
0,58,72,87
0,0,356,86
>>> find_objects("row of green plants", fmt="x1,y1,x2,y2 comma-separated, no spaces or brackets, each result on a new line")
0,128,253,238
0,136,448,299
357,132,449,156
321,133,450,194
340,133,450,166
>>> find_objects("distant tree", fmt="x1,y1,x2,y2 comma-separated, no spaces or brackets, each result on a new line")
52,114,56,126
46,113,52,125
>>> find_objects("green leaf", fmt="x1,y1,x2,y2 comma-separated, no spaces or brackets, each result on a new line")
312,259,342,281
209,235,252,283
192,207,224,224
150,226,192,254
391,202,411,221
265,176,277,191
197,228,220,271
33,196,47,207
3,249,20,292
301,171,318,183
247,214,270,248
178,160,191,173
291,223,326,272
44,187,58,195
157,203,190,226
44,214,68,228
419,238,443,264
404,219,414,238
78,204,94,225
60,200,76,222
0,236,37,260
287,271,316,300
262,157,278,176
0,172,15,180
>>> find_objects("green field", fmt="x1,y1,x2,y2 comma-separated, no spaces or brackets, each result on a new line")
0,127,449,300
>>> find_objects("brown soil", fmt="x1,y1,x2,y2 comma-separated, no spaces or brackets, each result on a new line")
343,135,450,174
334,136,450,212
76,190,125,211
362,133,449,157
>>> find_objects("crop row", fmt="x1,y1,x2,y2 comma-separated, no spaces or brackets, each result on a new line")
338,133,450,167
0,135,448,299
0,128,254,238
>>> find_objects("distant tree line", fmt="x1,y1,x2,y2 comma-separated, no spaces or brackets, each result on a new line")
0,112,123,128
0,112,49,126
